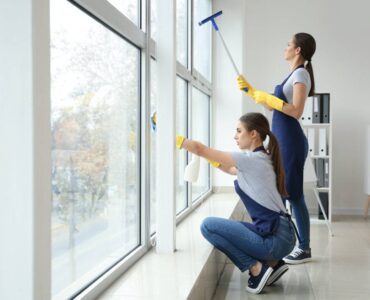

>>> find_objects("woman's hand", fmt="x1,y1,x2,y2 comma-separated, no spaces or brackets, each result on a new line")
176,135,186,149
253,91,284,111
237,75,255,96
237,75,284,111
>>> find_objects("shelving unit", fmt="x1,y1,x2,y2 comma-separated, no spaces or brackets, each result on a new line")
301,93,333,226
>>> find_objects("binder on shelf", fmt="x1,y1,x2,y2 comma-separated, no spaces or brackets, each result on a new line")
318,192,329,220
312,95,321,123
324,159,329,187
301,96,313,124
316,158,325,187
321,94,330,123
318,128,327,156
307,128,316,155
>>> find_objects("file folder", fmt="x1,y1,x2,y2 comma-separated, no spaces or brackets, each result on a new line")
321,94,330,123
301,96,313,124
324,159,329,187
312,95,321,123
318,128,327,156
307,128,316,155
316,158,325,187
318,192,329,220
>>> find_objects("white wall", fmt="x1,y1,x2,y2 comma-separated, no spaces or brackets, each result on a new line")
0,1,51,299
213,0,370,214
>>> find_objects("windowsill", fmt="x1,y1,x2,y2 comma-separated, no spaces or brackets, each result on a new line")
97,192,246,299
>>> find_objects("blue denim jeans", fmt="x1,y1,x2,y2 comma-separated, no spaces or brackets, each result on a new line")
290,194,310,250
200,216,296,272
289,136,310,250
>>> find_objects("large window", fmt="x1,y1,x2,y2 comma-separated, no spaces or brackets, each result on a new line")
176,0,188,66
151,0,157,40
107,0,139,25
48,0,212,297
193,0,211,80
51,0,140,296
191,87,210,202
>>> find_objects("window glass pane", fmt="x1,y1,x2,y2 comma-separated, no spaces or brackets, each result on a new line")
191,87,210,201
51,1,140,296
150,59,157,234
176,0,188,66
176,77,188,213
107,0,139,25
193,0,211,80
151,0,157,40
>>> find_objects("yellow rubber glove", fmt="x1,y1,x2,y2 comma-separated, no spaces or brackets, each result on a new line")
176,135,186,149
237,75,284,111
208,159,220,168
253,90,284,111
237,75,255,96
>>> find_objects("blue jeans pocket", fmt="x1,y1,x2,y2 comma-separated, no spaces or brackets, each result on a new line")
270,220,296,259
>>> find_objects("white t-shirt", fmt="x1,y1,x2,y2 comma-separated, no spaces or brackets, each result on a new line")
231,151,287,213
282,68,311,104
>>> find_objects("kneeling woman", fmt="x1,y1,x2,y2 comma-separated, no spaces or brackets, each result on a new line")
176,112,297,294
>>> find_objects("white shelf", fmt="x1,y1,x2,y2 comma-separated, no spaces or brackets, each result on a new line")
302,93,332,222
316,187,330,192
302,123,331,128
292,216,330,224
309,217,330,224
311,155,330,159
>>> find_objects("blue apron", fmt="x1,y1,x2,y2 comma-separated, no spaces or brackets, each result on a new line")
271,65,308,202
233,146,302,241
234,180,282,237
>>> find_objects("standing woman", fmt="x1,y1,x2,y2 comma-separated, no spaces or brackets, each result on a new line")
237,33,316,264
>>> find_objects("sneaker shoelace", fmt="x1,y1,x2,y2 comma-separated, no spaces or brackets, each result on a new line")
291,248,304,258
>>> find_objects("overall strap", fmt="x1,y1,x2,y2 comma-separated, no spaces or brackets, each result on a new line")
281,64,305,86
253,145,266,153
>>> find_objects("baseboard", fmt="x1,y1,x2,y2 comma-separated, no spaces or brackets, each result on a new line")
332,208,368,216
307,207,368,217
212,186,234,193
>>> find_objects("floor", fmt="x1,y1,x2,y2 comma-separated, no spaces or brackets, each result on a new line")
97,191,370,300
213,216,370,300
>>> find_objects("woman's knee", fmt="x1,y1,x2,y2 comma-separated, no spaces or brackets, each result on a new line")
200,217,221,237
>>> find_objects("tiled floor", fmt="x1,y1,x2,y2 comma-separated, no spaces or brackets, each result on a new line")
97,190,370,300
213,216,370,300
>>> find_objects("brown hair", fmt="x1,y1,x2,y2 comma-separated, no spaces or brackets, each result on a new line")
293,33,316,96
239,113,288,198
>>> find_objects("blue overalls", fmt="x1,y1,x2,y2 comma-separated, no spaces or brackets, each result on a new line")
271,65,310,249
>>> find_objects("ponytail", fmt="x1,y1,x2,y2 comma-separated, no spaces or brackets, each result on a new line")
267,132,289,198
305,61,315,96
293,32,316,97
239,112,289,198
